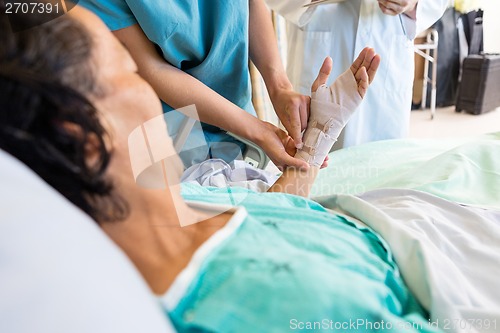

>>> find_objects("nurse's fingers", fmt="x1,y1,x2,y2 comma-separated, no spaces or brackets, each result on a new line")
286,105,306,149
279,153,310,171
311,56,333,93
299,100,309,131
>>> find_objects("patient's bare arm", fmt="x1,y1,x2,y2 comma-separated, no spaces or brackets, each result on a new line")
268,47,381,197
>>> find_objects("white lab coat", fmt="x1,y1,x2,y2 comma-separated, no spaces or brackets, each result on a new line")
266,0,448,147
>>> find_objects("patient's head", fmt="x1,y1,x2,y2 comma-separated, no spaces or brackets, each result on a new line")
0,5,182,224
0,5,128,222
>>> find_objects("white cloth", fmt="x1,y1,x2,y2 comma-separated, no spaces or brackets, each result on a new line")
266,0,448,147
181,159,279,192
0,150,175,333
317,189,500,333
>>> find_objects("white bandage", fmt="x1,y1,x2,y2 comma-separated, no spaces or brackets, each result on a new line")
295,69,362,167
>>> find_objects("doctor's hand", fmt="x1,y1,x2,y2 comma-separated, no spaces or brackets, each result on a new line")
268,87,311,150
377,0,418,19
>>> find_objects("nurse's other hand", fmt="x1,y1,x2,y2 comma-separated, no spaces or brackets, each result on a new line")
269,87,311,150
377,0,418,19
257,121,310,171
257,121,329,171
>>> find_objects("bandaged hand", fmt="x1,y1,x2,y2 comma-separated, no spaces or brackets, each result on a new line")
295,47,381,167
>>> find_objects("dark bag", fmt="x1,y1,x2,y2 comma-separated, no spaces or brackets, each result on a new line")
425,8,461,107
461,9,484,55
456,54,500,115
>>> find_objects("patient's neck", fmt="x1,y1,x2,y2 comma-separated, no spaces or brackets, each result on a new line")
101,186,231,294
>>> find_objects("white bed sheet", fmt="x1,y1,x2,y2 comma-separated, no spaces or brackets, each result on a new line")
317,189,500,333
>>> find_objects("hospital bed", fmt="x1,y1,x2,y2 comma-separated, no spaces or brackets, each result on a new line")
309,132,500,333
2,131,499,333
311,132,500,209
180,131,500,333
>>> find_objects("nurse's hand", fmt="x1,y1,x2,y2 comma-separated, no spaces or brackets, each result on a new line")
377,0,418,19
257,121,329,171
268,87,311,150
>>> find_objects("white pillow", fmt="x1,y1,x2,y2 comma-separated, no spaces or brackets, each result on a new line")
0,150,175,333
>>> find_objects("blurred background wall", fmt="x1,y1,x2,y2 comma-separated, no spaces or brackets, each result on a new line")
481,1,500,52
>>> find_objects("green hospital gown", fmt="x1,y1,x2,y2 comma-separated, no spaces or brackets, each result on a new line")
158,184,441,333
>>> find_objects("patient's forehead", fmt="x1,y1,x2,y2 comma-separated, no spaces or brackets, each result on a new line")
69,6,137,82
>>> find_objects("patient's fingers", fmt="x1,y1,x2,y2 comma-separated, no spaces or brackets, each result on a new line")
351,47,381,86
320,155,329,169
355,67,369,98
361,48,376,73
351,47,379,81
367,54,381,83
311,56,333,93
350,47,368,75
350,47,380,98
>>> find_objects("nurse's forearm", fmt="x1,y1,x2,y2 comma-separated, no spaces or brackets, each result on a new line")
268,166,319,197
142,64,265,141
248,0,292,95
113,25,267,146
249,0,312,147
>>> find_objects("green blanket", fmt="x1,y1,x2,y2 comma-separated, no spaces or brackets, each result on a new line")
310,132,500,210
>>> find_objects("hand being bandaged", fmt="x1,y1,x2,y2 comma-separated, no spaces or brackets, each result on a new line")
295,47,381,167
295,69,362,166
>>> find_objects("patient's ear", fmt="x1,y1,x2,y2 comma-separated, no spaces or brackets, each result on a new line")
60,121,107,168
84,132,105,168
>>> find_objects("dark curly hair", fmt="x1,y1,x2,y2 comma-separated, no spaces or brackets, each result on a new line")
0,3,129,222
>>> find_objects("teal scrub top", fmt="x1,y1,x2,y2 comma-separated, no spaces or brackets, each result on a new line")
161,184,442,333
80,0,254,165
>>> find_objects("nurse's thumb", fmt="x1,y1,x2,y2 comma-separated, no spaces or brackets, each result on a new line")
282,155,310,171
311,57,333,93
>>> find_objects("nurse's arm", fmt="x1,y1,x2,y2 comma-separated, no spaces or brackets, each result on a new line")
248,0,310,149
112,24,308,170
